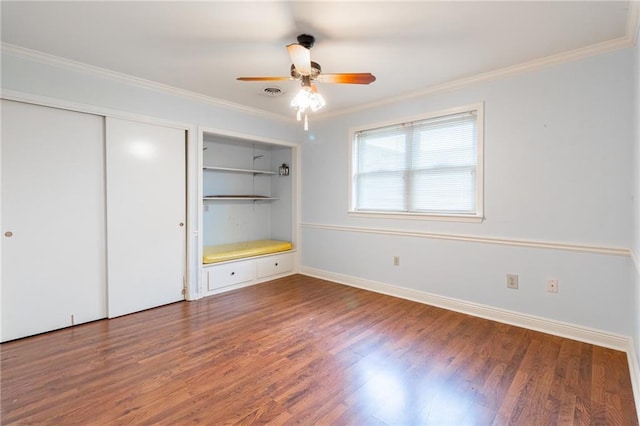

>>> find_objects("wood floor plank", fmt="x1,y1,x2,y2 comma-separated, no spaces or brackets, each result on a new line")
1,274,637,425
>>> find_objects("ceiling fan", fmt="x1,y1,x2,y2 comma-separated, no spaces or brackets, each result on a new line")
237,34,376,130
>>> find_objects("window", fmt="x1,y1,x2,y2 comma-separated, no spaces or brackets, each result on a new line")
350,104,483,221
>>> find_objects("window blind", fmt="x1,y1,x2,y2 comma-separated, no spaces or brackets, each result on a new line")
353,110,479,215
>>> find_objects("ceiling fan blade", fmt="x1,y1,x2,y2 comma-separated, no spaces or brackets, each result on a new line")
236,77,292,82
317,73,376,85
286,43,312,76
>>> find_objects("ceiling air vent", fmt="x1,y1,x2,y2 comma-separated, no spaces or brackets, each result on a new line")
263,87,283,97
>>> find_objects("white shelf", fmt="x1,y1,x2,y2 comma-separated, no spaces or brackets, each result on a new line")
203,166,276,175
203,196,279,201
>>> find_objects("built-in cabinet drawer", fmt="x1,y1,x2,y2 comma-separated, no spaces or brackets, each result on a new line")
204,252,295,294
256,252,294,279
207,259,255,291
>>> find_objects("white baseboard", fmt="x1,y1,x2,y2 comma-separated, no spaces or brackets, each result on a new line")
300,266,640,420
300,266,640,421
627,342,640,422
631,251,640,417
299,266,631,351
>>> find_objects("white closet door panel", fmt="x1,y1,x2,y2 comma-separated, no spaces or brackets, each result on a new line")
106,118,186,318
1,100,107,342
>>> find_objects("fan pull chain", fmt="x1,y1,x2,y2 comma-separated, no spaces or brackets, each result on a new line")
304,114,309,131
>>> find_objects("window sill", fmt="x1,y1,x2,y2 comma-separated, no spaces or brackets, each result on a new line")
347,210,484,223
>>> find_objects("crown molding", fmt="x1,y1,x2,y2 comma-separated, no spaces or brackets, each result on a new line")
0,42,293,123
328,0,640,119
321,1,640,119
3,0,638,125
319,34,636,120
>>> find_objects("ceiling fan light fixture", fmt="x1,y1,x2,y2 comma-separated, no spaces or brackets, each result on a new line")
237,33,374,131
291,86,325,130
292,76,325,111
310,92,326,112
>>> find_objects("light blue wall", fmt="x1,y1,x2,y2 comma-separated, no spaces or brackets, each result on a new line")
632,32,640,368
302,47,636,336
635,35,640,269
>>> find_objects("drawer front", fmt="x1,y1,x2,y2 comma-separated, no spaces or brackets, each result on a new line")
207,260,255,291
256,253,294,279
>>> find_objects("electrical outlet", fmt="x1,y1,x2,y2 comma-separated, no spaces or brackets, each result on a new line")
393,256,400,266
506,274,519,289
547,279,559,293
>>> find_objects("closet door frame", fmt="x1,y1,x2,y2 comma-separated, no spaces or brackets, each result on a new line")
0,90,200,301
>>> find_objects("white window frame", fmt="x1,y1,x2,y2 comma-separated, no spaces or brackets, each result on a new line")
348,103,484,223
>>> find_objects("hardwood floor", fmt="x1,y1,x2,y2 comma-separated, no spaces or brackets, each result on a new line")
1,274,637,425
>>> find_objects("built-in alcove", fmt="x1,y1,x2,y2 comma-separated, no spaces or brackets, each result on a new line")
200,131,297,296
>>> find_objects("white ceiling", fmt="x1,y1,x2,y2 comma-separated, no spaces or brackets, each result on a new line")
1,1,637,119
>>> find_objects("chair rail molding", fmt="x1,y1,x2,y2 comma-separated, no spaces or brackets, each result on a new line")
301,223,631,257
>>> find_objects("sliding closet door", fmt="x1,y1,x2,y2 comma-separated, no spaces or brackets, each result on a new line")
106,117,186,317
1,100,107,342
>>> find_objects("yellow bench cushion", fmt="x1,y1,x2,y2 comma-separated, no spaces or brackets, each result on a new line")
203,240,293,264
